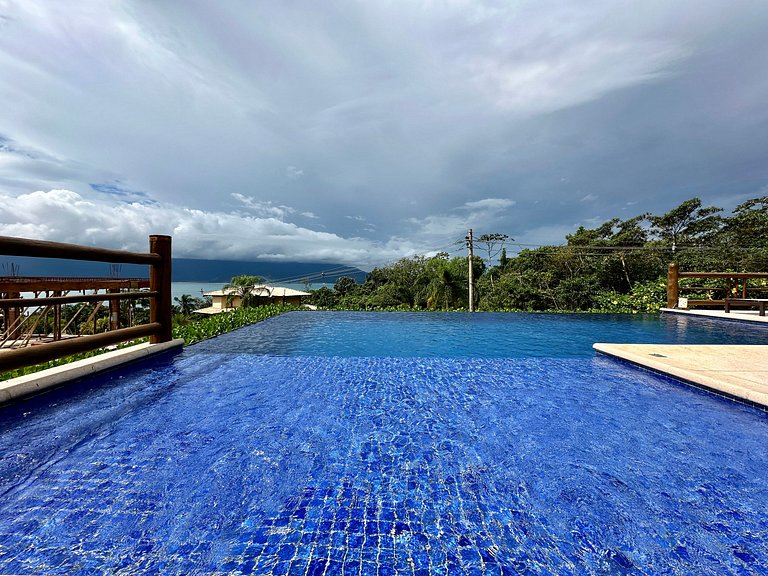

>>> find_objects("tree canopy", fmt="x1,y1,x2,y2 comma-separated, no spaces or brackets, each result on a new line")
308,196,767,313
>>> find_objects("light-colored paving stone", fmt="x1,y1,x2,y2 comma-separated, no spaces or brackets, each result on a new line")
0,339,184,405
593,343,768,408
661,307,768,323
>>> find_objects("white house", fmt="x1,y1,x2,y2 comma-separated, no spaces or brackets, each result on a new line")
195,285,311,314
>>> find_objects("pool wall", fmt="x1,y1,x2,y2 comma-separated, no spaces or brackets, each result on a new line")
594,343,768,410
0,338,184,406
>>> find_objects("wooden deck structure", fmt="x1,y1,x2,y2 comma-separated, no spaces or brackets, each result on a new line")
666,263,768,311
1,277,151,341
723,298,768,316
0,235,172,373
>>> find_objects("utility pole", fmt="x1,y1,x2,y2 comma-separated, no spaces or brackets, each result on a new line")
467,228,474,312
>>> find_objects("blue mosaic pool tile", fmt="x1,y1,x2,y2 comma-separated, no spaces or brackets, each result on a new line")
3,344,768,574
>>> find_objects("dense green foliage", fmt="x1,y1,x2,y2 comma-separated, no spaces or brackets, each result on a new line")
309,196,768,312
172,304,299,345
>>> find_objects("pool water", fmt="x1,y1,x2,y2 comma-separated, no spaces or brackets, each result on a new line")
192,311,768,357
1,312,767,575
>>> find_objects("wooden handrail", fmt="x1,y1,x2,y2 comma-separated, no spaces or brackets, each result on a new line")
0,277,149,292
678,272,768,279
0,291,157,307
667,263,768,309
0,236,160,264
0,323,161,373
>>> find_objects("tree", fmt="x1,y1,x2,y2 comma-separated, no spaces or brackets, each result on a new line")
714,196,768,271
365,255,431,308
476,233,511,267
499,247,510,270
476,233,511,290
310,286,336,308
223,275,267,308
174,294,197,315
567,215,647,247
367,284,406,309
420,257,471,310
648,197,723,252
301,194,763,314
173,294,209,315
720,196,768,249
334,276,357,297
477,269,550,311
566,215,653,291
426,269,461,309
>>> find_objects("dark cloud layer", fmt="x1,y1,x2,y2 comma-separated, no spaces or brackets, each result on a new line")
1,0,767,265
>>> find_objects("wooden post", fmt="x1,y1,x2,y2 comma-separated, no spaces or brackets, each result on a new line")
7,292,21,339
667,262,679,308
53,291,62,341
149,235,172,343
109,288,120,331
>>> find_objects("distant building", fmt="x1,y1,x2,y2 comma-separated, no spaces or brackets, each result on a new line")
195,285,310,314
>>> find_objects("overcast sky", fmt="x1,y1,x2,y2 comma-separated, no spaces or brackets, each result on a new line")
1,1,767,268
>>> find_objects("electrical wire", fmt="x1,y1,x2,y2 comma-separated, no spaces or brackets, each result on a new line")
201,237,766,289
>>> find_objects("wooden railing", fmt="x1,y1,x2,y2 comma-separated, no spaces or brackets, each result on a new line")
666,262,768,309
0,235,172,373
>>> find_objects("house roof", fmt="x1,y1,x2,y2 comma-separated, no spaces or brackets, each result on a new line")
194,306,236,315
203,285,311,298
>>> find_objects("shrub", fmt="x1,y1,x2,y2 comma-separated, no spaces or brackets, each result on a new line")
173,304,299,345
590,279,667,313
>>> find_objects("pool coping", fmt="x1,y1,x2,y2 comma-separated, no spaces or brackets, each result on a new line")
594,343,768,409
660,307,768,324
0,339,184,405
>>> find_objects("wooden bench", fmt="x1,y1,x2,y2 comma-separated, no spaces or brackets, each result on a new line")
724,298,768,316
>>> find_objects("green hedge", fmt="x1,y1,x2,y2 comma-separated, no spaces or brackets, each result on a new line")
172,304,300,345
589,280,667,313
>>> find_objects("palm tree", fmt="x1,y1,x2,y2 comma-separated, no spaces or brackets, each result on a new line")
223,275,269,308
426,269,463,310
174,294,197,315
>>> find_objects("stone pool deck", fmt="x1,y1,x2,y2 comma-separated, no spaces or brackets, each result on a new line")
594,342,768,409
660,307,768,324
595,307,768,408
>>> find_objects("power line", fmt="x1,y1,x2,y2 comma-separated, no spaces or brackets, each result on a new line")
212,240,765,289
265,266,364,285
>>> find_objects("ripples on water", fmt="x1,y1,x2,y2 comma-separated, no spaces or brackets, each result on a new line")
192,311,768,357
1,312,767,574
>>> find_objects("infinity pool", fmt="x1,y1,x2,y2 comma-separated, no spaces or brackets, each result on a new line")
1,312,767,575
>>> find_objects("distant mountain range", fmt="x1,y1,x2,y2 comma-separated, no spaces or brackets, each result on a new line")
0,256,368,284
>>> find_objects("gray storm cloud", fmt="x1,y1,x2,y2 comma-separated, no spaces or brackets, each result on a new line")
1,0,767,265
